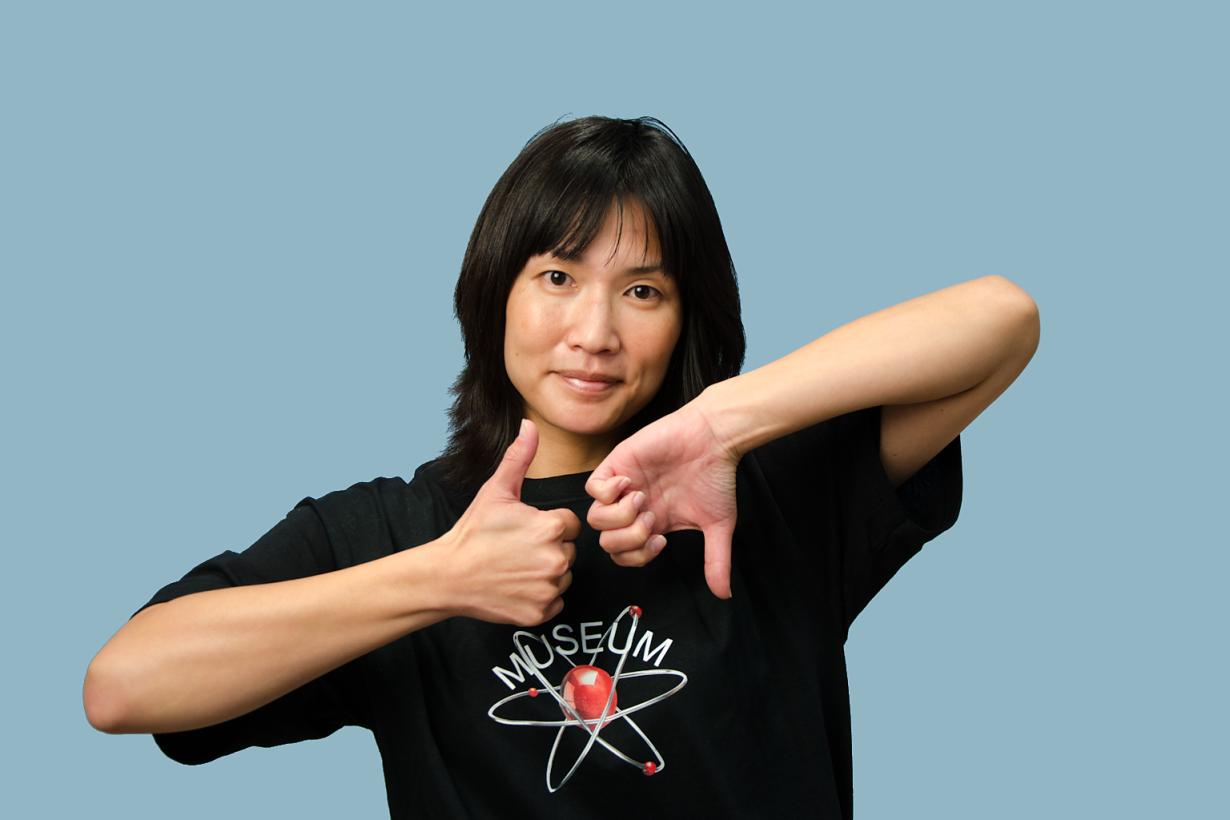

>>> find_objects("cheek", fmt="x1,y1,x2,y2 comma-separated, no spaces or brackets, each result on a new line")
505,303,555,363
634,322,683,377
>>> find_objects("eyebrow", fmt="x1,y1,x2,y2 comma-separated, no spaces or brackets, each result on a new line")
547,253,665,276
625,263,664,276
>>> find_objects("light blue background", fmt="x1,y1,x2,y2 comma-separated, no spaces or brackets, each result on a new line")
5,1,1225,817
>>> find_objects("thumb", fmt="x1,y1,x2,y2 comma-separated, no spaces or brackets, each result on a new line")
488,418,537,500
700,519,736,600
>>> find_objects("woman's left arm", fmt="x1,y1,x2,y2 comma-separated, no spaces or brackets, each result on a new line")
586,275,1040,599
697,274,1040,487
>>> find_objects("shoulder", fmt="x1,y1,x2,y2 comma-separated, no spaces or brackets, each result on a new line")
296,474,412,518
312,460,474,550
285,472,432,562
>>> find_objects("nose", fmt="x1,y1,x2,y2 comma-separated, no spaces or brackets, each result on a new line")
565,291,621,355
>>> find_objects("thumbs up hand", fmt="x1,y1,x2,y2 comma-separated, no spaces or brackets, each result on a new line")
439,419,582,626
584,399,741,600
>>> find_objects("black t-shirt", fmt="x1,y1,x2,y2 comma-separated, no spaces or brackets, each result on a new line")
133,405,962,819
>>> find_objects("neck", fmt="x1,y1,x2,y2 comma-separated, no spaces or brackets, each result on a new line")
526,427,620,478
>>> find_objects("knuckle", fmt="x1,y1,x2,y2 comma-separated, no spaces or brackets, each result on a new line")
525,598,552,625
600,532,630,554
538,549,561,574
627,549,653,568
541,516,566,541
534,598,561,625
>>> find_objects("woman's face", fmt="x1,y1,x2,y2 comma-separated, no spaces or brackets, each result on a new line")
504,198,683,466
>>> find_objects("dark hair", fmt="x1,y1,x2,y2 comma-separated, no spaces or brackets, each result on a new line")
434,115,746,499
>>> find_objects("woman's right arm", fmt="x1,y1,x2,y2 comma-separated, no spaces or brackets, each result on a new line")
84,537,456,735
85,420,581,737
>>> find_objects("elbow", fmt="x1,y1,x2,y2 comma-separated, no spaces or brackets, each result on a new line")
983,275,1040,356
983,274,1039,313
83,654,131,734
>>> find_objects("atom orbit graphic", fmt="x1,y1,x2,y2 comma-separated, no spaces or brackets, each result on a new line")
487,604,688,793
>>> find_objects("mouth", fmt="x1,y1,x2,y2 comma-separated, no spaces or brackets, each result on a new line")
556,372,621,395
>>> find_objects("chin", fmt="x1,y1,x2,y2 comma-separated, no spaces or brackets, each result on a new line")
539,410,624,438
559,419,621,437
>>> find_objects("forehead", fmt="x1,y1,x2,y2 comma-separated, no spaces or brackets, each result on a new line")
539,199,663,270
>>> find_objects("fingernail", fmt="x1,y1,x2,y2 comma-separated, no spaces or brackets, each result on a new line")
519,419,528,437
632,491,646,509
641,510,655,529
650,534,667,553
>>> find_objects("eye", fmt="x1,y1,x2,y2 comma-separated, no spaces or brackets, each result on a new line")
540,270,662,301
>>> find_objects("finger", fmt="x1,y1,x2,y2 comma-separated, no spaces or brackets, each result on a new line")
553,508,583,542
561,540,577,568
701,520,736,600
556,569,573,594
598,509,657,554
585,473,631,505
587,489,645,531
609,533,668,568
487,419,537,500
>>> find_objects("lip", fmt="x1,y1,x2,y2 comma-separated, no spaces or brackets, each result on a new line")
556,372,620,395
557,369,620,383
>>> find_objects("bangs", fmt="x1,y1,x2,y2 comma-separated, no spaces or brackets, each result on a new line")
541,193,660,272
442,115,746,497
502,121,699,287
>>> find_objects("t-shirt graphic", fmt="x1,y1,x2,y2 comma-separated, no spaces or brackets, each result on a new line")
486,604,687,792
134,409,963,818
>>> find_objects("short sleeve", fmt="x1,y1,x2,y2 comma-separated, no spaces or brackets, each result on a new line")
130,501,371,764
832,405,963,631
747,405,963,639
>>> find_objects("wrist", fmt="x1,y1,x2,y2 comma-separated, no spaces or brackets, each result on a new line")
388,534,462,623
694,377,761,461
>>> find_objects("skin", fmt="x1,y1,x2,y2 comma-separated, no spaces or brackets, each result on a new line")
585,276,1040,600
84,205,1036,740
504,197,683,479
503,200,1040,603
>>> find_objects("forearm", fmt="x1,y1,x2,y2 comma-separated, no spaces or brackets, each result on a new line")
86,538,455,734
697,275,1035,457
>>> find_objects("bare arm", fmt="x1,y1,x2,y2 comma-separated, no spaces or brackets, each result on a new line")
701,274,1038,463
85,423,580,738
84,538,455,735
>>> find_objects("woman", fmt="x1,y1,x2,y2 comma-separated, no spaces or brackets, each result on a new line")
85,115,1039,818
